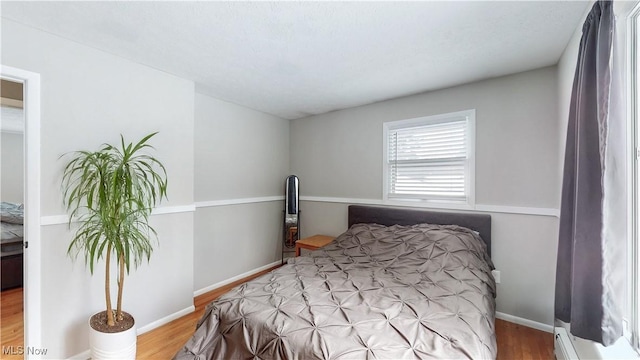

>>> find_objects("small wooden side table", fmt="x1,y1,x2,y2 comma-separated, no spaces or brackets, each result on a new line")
295,235,335,256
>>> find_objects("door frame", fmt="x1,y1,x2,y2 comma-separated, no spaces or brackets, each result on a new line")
1,65,42,357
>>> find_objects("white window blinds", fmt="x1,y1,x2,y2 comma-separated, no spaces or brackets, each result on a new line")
384,111,474,204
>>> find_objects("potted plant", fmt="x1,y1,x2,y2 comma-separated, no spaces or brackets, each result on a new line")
61,132,168,359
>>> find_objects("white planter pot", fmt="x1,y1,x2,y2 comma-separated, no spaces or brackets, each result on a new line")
89,317,137,360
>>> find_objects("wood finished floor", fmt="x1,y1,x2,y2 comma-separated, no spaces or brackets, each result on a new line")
0,287,22,360
1,268,554,359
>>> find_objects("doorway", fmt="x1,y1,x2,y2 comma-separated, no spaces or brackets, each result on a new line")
1,79,25,358
0,65,41,359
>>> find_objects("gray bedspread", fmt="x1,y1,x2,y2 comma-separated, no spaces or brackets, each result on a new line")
0,202,23,225
175,223,497,359
1,222,23,243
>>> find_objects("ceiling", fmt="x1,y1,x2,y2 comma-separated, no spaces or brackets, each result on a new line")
1,1,589,120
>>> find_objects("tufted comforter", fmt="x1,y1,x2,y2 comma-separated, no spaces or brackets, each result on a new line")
175,223,497,359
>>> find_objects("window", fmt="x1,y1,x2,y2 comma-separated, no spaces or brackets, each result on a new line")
383,110,475,206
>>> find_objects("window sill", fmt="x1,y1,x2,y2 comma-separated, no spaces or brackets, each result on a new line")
571,334,639,359
383,198,474,211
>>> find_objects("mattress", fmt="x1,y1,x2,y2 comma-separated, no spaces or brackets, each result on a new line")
1,222,23,243
175,223,497,359
1,202,24,290
1,202,24,250
0,202,23,225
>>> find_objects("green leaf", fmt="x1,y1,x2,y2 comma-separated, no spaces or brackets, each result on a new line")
60,132,168,315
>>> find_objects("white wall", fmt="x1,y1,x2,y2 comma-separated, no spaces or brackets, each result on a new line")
1,19,195,358
1,131,24,204
557,2,588,191
193,94,289,292
291,66,561,326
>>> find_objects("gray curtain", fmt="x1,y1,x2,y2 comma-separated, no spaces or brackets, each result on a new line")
555,0,624,346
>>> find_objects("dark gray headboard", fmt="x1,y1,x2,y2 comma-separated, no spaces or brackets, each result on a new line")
348,205,492,256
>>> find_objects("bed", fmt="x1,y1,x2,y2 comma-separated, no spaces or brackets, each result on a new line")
175,205,496,359
1,202,24,290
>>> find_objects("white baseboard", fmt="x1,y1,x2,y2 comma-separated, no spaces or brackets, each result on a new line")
137,305,195,335
194,260,282,297
496,311,553,333
67,349,90,360
65,305,195,360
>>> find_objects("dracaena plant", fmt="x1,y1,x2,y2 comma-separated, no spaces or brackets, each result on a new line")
62,132,168,328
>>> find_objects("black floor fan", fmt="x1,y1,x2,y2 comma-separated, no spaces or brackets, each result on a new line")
282,175,299,262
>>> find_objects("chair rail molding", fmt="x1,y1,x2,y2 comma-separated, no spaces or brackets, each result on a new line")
299,196,560,218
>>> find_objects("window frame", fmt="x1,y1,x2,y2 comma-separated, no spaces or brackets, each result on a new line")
382,109,476,209
628,0,640,352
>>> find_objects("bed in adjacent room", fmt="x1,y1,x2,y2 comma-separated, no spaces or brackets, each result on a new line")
1,202,24,290
175,205,496,359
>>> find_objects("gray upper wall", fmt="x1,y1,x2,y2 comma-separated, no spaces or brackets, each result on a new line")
557,6,584,197
195,93,290,201
291,66,559,209
193,93,289,292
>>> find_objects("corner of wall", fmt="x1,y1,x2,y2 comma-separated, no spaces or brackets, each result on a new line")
556,2,591,205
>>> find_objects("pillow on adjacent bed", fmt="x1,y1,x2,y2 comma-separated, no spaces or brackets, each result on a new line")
0,202,24,224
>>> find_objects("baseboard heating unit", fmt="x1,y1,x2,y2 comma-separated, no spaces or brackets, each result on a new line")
554,327,580,360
